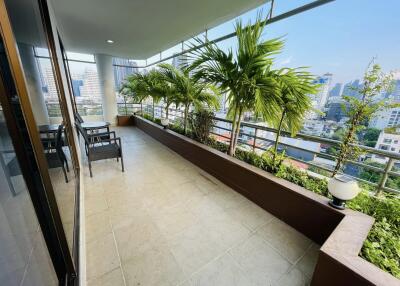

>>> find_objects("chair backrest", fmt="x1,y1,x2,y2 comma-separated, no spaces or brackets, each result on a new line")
75,112,84,124
75,122,89,144
55,124,64,150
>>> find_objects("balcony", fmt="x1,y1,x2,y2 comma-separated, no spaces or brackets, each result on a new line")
83,127,319,285
2,0,399,285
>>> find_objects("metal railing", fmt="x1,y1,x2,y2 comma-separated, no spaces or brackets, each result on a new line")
131,103,400,195
46,103,103,117
117,103,185,123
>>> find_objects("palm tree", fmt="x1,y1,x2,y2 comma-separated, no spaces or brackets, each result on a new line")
120,73,149,115
271,68,318,165
158,63,220,134
144,70,164,120
149,69,180,119
190,16,284,156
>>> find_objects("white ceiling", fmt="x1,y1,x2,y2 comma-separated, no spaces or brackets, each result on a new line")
49,0,268,59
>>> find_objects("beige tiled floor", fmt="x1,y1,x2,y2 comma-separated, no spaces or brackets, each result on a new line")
83,127,319,286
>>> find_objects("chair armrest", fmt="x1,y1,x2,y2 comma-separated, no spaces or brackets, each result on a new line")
89,137,121,147
85,126,109,132
88,131,116,138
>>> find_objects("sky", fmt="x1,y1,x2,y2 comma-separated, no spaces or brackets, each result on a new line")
211,0,400,86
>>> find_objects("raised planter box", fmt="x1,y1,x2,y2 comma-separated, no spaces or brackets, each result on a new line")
134,116,399,286
117,115,135,126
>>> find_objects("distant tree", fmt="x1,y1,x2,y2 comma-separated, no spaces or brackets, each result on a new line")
360,128,381,147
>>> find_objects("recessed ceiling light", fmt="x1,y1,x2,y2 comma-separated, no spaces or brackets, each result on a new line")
106,40,114,44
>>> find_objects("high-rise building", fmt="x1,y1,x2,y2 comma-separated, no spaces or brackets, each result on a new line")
329,83,342,98
72,67,102,103
44,66,59,101
371,130,400,164
311,73,333,109
113,58,138,90
306,73,333,119
326,99,349,122
72,79,83,97
342,80,361,99
369,107,400,130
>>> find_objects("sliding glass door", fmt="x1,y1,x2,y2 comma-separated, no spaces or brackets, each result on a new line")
0,0,80,284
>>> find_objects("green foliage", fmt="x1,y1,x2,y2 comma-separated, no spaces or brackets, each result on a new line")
190,15,284,156
361,220,400,277
158,63,220,134
234,149,266,169
270,68,318,167
189,109,215,143
142,113,154,122
263,151,286,173
333,62,395,176
120,73,148,103
360,128,381,147
272,68,318,136
207,137,229,153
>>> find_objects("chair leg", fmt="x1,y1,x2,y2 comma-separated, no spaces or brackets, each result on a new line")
120,155,124,172
65,160,70,172
88,161,93,177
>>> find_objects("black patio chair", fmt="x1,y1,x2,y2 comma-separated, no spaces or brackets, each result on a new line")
44,124,69,183
75,122,124,177
74,112,110,141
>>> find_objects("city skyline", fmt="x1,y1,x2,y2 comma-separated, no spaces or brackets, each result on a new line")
207,0,400,86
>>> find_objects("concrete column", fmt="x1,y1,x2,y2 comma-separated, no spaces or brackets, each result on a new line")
18,43,49,125
96,54,117,125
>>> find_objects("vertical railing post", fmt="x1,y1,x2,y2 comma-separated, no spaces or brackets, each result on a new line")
252,127,258,152
377,157,394,195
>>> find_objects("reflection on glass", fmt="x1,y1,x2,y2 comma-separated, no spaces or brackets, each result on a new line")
0,106,57,285
66,51,95,62
67,60,103,118
5,0,77,255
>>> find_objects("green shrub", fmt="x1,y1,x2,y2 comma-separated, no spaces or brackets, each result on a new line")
142,113,153,121
361,219,400,278
207,137,229,153
189,109,215,143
